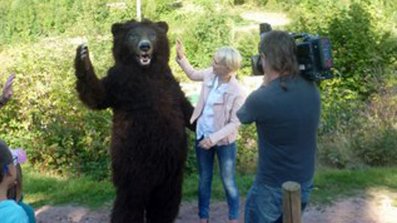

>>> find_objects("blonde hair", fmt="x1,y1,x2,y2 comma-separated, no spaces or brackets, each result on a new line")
213,47,242,72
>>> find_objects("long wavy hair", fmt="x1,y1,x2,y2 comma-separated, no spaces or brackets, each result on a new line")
260,31,299,90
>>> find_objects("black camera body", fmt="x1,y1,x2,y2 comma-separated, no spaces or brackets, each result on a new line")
251,23,334,81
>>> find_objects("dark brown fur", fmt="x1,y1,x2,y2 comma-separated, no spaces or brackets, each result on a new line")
74,19,194,223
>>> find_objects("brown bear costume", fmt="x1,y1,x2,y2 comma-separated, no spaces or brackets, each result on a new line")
74,19,195,223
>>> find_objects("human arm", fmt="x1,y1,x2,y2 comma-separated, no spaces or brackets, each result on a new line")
0,74,15,109
175,39,209,81
205,92,246,147
236,91,258,124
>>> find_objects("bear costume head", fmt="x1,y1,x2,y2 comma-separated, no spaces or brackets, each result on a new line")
111,19,170,67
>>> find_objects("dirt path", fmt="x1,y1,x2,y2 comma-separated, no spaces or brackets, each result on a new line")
35,190,397,223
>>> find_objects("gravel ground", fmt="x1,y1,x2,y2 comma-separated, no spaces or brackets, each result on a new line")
35,190,397,223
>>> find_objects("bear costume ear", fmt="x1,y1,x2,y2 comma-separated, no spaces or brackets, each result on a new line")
156,21,168,33
111,23,124,36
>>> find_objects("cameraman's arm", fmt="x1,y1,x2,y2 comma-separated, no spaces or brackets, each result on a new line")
236,92,258,124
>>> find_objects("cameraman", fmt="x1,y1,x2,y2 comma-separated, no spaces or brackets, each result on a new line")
237,30,321,223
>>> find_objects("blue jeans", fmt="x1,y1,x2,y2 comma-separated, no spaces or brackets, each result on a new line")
244,180,313,223
196,141,240,220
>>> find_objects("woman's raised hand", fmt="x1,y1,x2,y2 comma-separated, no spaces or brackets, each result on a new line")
176,39,186,60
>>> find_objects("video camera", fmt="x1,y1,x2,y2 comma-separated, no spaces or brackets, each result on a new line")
251,23,334,81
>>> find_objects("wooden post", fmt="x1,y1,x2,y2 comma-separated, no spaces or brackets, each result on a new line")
136,0,141,21
282,181,301,223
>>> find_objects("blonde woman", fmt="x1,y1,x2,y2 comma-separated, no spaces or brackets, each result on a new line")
176,40,245,223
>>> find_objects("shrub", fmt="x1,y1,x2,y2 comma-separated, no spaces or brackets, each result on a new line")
0,0,134,45
0,39,112,180
351,85,397,166
318,77,397,168
352,127,397,166
234,31,260,77
318,131,359,169
181,12,235,68
236,124,258,173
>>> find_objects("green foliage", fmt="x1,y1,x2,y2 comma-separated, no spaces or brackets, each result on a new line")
318,79,397,168
287,1,397,134
236,124,258,173
182,13,235,68
350,87,397,166
0,0,396,180
234,31,260,77
0,0,134,45
0,40,112,180
326,2,395,96
353,128,397,166
142,0,182,20
318,132,355,169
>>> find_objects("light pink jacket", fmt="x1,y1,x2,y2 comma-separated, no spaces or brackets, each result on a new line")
177,57,246,145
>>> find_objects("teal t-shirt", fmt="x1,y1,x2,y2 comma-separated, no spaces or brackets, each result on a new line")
0,200,29,223
18,200,35,223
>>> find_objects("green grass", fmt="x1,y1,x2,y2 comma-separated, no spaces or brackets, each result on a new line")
23,166,397,208
23,166,114,208
312,167,397,204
